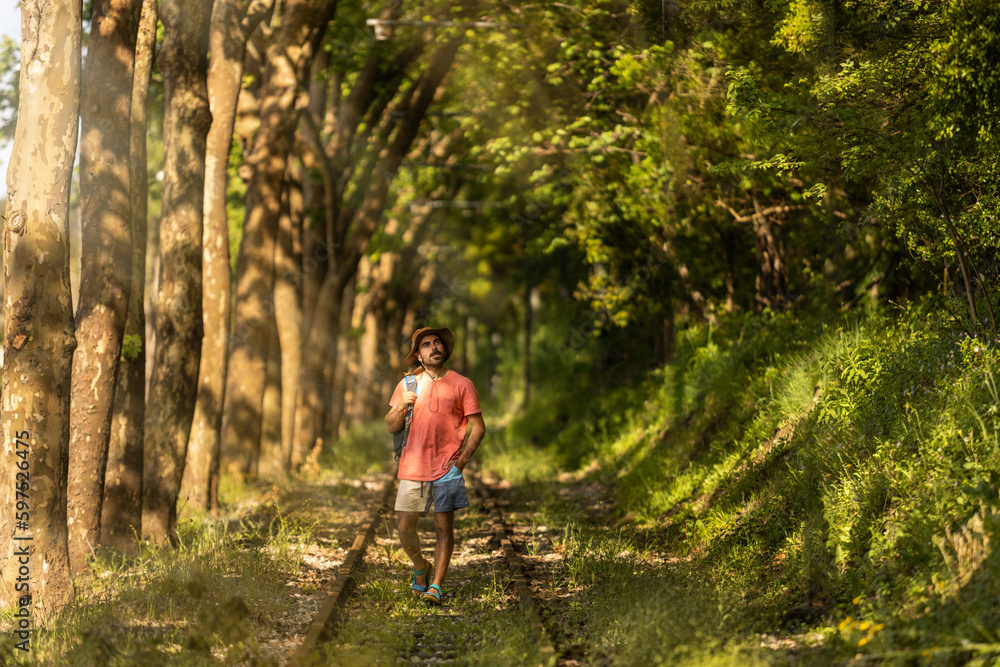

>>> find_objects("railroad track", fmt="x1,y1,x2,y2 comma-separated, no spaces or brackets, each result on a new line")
288,470,559,666
287,475,397,666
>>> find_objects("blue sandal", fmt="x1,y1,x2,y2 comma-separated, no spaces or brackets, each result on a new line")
421,583,443,605
411,559,432,597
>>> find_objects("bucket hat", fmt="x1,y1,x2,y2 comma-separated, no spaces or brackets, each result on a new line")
405,327,454,367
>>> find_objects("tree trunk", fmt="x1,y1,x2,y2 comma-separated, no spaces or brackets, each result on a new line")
0,0,80,619
275,172,303,469
361,300,385,420
183,0,274,514
258,318,284,476
464,315,477,370
295,284,341,454
362,250,407,419
347,256,374,424
293,34,466,459
220,0,336,477
656,305,676,363
324,277,356,445
300,49,332,335
67,0,142,574
752,196,787,310
376,195,451,392
144,206,160,398
102,0,158,554
142,0,212,544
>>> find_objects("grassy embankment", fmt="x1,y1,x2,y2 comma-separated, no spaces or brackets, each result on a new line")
482,302,1000,665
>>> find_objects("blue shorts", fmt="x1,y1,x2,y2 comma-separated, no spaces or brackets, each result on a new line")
395,466,469,513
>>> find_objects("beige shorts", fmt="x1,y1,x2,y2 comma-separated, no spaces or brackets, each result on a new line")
395,467,469,514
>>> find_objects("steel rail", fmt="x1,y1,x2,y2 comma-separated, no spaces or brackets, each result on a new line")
287,475,396,666
471,473,558,661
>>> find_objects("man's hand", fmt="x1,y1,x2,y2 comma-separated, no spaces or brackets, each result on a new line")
385,391,416,434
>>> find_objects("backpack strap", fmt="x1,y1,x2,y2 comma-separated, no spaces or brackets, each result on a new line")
394,375,418,461
402,374,417,427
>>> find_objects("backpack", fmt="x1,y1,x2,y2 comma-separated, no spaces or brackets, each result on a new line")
392,374,417,461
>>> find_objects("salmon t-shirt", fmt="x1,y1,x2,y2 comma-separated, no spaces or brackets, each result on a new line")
389,371,481,481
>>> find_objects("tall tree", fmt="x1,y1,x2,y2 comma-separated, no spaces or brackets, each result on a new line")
102,0,158,554
142,0,212,544
183,0,274,513
298,47,333,347
292,28,469,461
274,169,303,467
0,0,81,618
67,0,142,573
290,0,415,452
220,0,337,476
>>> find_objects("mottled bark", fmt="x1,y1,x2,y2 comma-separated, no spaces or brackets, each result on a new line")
144,210,160,398
299,48,332,333
183,0,274,514
142,0,212,544
343,256,372,425
0,0,80,619
381,308,413,400
102,0,158,554
325,276,355,444
361,300,385,421
275,174,303,469
258,319,284,476
67,0,142,573
296,276,342,455
220,0,336,477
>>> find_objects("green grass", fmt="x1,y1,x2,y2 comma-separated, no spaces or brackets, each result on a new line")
0,481,318,665
484,302,1000,663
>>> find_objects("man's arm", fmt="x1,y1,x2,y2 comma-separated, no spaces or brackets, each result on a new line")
385,404,406,434
385,389,417,434
454,413,485,472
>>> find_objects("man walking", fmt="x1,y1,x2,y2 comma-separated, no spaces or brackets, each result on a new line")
385,326,486,605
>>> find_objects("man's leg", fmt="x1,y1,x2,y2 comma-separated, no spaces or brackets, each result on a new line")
431,510,455,587
398,511,429,588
